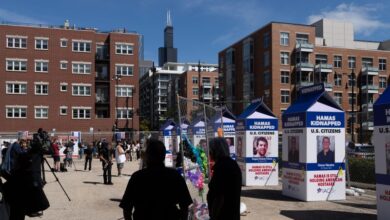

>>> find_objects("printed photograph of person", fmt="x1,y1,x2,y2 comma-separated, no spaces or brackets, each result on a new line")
253,136,269,157
317,136,335,163
199,139,207,150
225,137,235,155
237,136,243,158
288,136,299,163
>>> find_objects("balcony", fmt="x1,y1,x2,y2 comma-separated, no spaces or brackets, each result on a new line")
295,43,314,52
202,82,212,88
362,121,374,131
95,53,109,61
315,64,333,73
361,85,379,93
96,95,109,104
214,94,220,100
202,93,212,100
296,62,314,72
95,72,109,81
361,103,373,111
297,81,314,88
158,107,167,112
324,82,333,92
361,67,379,76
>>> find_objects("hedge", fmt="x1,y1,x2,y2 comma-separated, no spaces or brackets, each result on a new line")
347,157,375,184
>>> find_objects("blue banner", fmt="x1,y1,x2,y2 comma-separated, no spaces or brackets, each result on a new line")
245,119,278,131
306,112,345,128
163,130,172,136
245,157,279,163
282,113,306,128
213,123,236,132
374,105,390,126
376,173,390,185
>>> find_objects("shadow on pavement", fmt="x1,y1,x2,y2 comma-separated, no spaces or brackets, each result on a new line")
241,189,299,202
110,198,122,202
332,201,377,210
83,181,104,185
280,210,376,220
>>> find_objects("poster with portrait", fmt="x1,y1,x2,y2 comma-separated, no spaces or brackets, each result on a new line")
373,88,390,220
236,136,244,158
225,137,235,156
316,136,335,163
288,136,299,163
252,136,272,157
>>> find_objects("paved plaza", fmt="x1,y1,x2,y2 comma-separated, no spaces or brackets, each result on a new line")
23,158,377,220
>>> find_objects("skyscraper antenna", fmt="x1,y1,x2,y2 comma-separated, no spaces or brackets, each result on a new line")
167,10,172,27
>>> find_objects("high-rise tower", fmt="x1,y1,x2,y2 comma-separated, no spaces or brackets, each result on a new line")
158,10,178,66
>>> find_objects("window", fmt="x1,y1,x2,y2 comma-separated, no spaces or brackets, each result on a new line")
60,39,68,47
334,92,342,105
334,73,342,86
281,71,289,84
35,38,48,50
281,90,290,103
72,41,91,52
116,108,133,119
6,82,27,94
296,34,309,44
72,84,91,96
362,57,373,67
60,83,68,92
379,59,387,71
35,83,49,95
264,51,270,67
334,56,342,68
348,74,355,87
35,107,48,119
380,77,387,88
116,86,134,97
7,36,27,48
315,54,328,64
192,88,199,96
348,93,356,105
60,106,68,115
6,59,27,71
72,62,91,74
263,32,270,49
72,108,91,119
280,32,289,46
280,52,289,65
6,106,27,118
35,60,48,72
115,43,133,55
192,77,198,84
348,56,356,69
115,64,133,76
60,61,68,69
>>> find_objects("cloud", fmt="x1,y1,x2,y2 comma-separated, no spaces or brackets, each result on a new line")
0,8,45,24
307,3,389,36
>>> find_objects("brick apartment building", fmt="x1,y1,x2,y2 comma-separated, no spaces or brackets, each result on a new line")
218,19,390,142
178,69,219,119
0,22,140,133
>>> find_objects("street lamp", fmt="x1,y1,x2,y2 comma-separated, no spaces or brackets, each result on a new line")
345,69,356,143
131,87,136,140
151,63,157,130
112,74,122,130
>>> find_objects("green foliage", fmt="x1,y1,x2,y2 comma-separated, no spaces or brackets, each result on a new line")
139,119,150,131
348,157,375,184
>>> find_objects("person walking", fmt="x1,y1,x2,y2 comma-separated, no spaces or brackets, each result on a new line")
99,141,114,185
119,139,192,220
115,142,126,176
84,143,93,171
207,138,242,220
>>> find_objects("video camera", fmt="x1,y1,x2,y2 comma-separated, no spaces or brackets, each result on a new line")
31,128,52,154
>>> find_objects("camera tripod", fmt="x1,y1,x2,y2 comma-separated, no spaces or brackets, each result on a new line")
41,157,71,201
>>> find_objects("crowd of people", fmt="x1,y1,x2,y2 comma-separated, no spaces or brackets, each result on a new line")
0,133,242,220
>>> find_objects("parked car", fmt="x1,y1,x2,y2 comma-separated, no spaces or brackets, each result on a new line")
347,143,374,159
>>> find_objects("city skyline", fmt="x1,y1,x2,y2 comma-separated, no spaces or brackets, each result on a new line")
1,0,390,65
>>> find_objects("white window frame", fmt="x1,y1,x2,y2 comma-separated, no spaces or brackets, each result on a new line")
379,76,387,88
379,58,387,71
72,107,91,119
6,105,27,118
72,84,92,96
60,106,68,115
334,73,342,86
334,55,342,68
115,43,134,55
333,92,342,105
280,52,289,65
72,62,92,74
281,90,290,103
34,106,49,119
280,32,289,46
35,38,49,50
6,59,27,72
192,77,198,84
60,61,68,70
348,56,356,69
116,108,134,119
192,88,199,96
60,82,68,92
60,38,68,47
34,82,49,95
35,60,49,72
72,40,91,52
116,85,134,97
6,81,27,94
115,64,134,76
280,71,289,84
6,35,27,49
